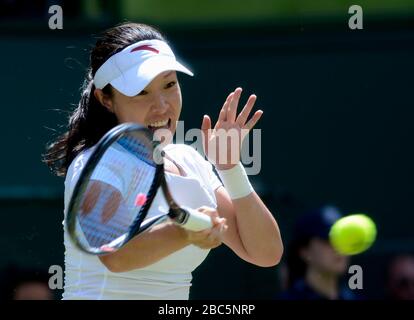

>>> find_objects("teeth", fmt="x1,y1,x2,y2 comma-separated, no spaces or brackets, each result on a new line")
149,119,169,128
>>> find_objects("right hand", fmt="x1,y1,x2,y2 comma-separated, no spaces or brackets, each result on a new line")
182,206,228,249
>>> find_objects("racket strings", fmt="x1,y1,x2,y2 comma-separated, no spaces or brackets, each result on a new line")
76,132,158,251
79,215,126,248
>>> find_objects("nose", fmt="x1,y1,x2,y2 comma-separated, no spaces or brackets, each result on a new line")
151,93,169,113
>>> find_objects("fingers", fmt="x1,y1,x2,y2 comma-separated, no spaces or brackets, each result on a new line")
236,94,257,127
206,221,227,248
199,220,227,249
201,115,211,140
201,115,211,132
244,109,263,131
216,88,260,129
201,115,211,155
215,92,233,128
186,208,228,249
196,206,220,226
227,88,242,123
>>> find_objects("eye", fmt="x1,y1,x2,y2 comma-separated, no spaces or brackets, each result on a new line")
135,90,148,96
165,81,176,89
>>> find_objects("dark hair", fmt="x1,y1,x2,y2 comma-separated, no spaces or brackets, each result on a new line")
286,237,311,287
43,22,165,177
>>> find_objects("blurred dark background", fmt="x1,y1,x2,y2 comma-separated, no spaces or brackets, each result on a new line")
0,0,413,299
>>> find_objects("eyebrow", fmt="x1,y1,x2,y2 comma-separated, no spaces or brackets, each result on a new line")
163,71,174,78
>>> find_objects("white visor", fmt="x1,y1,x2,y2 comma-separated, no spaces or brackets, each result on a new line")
93,39,193,96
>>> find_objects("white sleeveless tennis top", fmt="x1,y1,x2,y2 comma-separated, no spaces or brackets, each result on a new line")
62,143,222,300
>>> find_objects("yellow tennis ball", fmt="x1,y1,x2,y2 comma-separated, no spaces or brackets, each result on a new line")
329,214,377,256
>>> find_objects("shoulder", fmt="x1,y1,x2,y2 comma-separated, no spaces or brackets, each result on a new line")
64,147,95,196
67,147,95,178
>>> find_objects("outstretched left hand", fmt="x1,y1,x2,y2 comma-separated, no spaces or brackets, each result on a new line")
201,87,263,171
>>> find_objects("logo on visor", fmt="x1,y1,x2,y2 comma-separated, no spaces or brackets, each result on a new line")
130,45,159,54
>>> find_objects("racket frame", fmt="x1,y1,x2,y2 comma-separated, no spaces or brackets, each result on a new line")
66,123,163,255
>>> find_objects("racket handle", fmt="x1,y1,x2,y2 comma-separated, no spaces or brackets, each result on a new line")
179,206,213,231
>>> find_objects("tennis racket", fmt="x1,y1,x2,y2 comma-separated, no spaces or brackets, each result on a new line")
66,122,213,255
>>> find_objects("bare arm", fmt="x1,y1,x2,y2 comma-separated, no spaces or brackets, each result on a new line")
99,221,189,272
99,211,226,273
216,187,283,267
201,88,284,267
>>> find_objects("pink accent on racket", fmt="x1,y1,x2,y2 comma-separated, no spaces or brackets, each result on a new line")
100,245,116,253
135,193,147,206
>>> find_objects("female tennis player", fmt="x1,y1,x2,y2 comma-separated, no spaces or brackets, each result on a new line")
44,22,283,300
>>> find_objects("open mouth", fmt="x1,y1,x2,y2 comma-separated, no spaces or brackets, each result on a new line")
147,118,171,133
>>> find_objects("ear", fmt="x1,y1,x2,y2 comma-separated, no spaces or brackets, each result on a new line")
94,88,113,113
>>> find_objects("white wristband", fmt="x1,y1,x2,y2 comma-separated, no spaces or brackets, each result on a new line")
217,162,254,199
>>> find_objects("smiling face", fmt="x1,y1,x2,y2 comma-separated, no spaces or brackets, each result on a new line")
95,70,182,143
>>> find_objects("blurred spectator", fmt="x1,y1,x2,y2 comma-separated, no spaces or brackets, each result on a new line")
386,254,414,300
0,265,54,300
278,206,361,300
